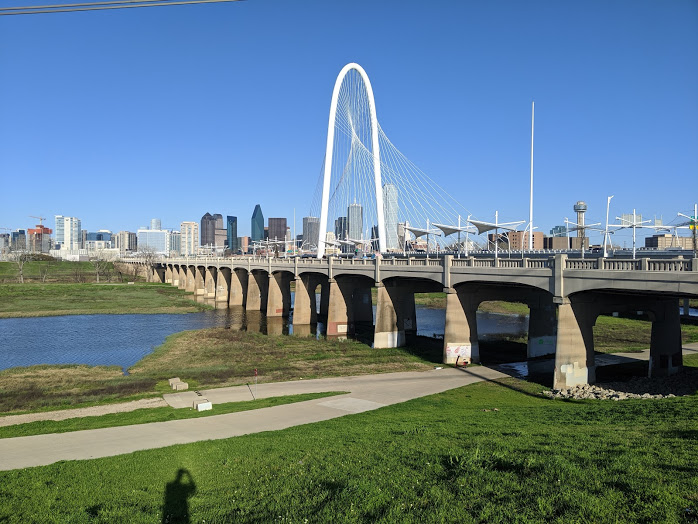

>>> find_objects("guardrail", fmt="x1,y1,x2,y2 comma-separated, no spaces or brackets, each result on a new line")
125,254,697,272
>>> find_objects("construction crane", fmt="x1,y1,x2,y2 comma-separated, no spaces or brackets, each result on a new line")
29,215,46,226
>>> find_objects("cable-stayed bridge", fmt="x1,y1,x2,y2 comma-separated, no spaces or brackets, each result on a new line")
121,65,698,392
309,63,479,258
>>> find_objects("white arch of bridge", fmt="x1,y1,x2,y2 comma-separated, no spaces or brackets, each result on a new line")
317,63,386,258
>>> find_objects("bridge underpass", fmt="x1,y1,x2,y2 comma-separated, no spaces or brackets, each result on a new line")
125,254,698,389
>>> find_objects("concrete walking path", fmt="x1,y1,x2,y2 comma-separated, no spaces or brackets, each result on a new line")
0,366,507,471
1,343,696,472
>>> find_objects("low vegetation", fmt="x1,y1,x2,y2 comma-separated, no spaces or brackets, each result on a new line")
0,360,696,522
0,332,440,414
0,392,345,439
0,283,208,318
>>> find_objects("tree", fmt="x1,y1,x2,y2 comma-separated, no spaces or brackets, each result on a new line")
137,246,159,282
91,249,116,283
8,250,32,284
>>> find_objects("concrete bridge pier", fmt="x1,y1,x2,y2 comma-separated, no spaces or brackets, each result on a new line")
326,278,355,338
553,296,597,389
204,267,217,301
527,295,557,358
442,287,480,364
185,267,196,293
649,298,683,377
177,266,187,290
152,266,166,283
292,274,318,328
267,272,292,318
165,265,173,284
374,283,416,348
246,270,268,312
215,268,231,309
194,267,206,303
229,269,247,307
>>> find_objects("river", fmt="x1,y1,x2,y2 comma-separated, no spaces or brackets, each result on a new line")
0,306,528,372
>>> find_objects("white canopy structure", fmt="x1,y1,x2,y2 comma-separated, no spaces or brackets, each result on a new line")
468,211,524,259
432,215,478,257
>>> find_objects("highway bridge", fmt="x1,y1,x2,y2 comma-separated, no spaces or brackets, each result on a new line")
123,254,698,390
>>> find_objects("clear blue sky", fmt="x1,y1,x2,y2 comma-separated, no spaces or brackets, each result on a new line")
1,0,696,245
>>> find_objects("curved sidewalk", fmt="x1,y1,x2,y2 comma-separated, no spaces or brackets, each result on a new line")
0,367,506,471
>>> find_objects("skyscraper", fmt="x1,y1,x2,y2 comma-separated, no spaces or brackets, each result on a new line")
115,231,137,254
55,215,81,250
200,213,216,247
180,222,199,255
226,216,239,253
334,216,348,241
150,218,161,231
382,184,398,250
347,203,363,241
302,216,319,250
268,218,287,242
251,205,264,242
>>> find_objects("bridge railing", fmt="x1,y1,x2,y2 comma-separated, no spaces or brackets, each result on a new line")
647,259,693,272
126,254,696,273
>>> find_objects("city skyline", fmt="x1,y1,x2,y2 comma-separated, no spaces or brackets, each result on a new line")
0,1,696,244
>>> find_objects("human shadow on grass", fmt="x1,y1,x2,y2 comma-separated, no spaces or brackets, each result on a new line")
162,468,196,524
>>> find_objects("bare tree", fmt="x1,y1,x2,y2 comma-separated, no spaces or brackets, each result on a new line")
137,246,159,282
91,250,117,283
8,250,32,284
73,264,86,283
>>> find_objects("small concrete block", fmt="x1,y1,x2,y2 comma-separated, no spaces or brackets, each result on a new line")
193,399,212,411
168,377,181,386
174,382,188,391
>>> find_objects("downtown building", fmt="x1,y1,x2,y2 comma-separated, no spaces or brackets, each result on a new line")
200,213,224,249
382,183,399,251
347,203,363,241
226,216,239,254
55,215,82,250
114,231,137,255
180,222,199,256
251,205,264,243
302,216,319,251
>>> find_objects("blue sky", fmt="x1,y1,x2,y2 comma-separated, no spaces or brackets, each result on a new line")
1,0,696,245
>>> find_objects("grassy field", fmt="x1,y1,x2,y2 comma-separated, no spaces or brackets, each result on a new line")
0,392,345,439
0,260,131,284
0,332,440,414
0,283,208,318
0,361,696,522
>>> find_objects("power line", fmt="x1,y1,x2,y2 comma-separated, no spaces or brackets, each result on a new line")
0,0,241,16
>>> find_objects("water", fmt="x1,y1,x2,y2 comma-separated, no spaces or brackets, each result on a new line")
0,306,528,372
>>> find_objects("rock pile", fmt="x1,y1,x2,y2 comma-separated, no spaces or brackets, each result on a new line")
543,369,698,401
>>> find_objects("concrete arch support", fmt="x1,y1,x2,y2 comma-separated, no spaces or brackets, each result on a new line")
553,296,597,389
229,269,248,307
649,299,683,377
443,288,480,364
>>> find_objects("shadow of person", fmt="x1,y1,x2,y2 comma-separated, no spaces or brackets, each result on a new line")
162,468,196,524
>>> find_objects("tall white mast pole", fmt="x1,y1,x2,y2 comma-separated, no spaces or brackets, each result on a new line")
529,101,534,251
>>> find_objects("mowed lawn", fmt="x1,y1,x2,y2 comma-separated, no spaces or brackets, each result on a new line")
0,368,696,523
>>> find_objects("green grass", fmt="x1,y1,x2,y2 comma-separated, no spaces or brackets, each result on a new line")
0,331,441,414
0,376,696,522
0,260,126,284
0,392,346,439
0,282,208,318
594,315,698,353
